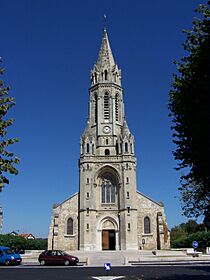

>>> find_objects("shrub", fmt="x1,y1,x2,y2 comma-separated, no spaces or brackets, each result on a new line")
0,234,47,251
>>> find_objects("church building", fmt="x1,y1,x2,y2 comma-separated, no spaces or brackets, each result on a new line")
48,26,170,251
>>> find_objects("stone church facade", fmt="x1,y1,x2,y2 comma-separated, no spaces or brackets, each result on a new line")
48,27,170,251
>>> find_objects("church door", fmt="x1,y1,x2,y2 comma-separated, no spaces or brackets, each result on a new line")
102,230,116,250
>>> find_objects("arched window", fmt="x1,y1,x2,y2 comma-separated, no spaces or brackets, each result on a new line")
104,70,108,80
116,142,119,155
87,143,89,153
130,143,133,153
101,175,116,203
105,149,110,155
125,142,128,153
144,216,151,234
67,218,73,235
94,94,97,123
104,92,110,119
94,72,97,83
115,93,119,121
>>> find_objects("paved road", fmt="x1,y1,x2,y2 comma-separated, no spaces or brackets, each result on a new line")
0,264,210,280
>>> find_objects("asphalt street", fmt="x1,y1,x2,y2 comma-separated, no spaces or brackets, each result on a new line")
0,265,210,280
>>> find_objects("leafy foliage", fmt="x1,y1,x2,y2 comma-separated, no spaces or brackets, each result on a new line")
0,234,47,251
171,219,205,241
168,3,210,225
172,231,210,251
0,58,19,191
170,220,207,249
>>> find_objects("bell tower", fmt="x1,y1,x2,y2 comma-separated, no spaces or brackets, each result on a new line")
79,24,138,251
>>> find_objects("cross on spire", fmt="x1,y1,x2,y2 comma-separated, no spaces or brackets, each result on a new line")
104,14,107,31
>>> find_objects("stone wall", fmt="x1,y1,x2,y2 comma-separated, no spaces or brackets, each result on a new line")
48,193,79,251
136,192,170,250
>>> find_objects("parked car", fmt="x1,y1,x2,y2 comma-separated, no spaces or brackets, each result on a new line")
38,250,79,266
0,246,22,266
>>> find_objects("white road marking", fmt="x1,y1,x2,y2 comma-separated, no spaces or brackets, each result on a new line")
92,276,125,280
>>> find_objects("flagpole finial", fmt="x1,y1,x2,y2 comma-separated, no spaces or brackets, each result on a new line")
104,14,107,31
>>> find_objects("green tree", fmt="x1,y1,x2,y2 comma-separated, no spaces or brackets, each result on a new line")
170,220,206,248
171,231,210,250
169,3,210,227
0,58,19,191
170,220,204,242
0,235,47,251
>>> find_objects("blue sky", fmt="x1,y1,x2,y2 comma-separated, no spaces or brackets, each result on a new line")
0,0,205,237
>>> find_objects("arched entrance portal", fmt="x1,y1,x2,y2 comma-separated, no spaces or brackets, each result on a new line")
100,218,118,251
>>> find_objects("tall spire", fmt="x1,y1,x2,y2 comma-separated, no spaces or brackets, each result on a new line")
96,20,115,70
90,18,122,86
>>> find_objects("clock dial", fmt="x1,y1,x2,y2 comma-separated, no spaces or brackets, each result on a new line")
103,126,111,134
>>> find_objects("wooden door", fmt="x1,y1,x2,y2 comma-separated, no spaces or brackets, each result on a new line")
102,230,109,250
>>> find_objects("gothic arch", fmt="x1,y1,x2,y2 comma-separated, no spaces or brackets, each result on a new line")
94,165,121,183
144,216,151,234
66,216,74,235
94,165,121,206
97,215,119,231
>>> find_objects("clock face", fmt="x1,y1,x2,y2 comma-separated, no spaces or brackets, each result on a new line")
103,126,111,134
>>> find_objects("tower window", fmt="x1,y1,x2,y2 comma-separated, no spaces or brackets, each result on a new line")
94,94,97,123
128,223,131,230
105,149,110,156
104,70,108,80
104,92,110,119
127,192,130,198
115,93,119,121
127,207,130,214
130,143,133,153
126,177,129,183
101,175,116,204
116,142,119,155
87,224,89,230
92,144,95,154
67,218,73,235
125,142,128,153
87,143,89,153
106,139,108,145
87,208,89,215
94,72,97,83
87,192,89,199
144,216,151,234
87,178,89,184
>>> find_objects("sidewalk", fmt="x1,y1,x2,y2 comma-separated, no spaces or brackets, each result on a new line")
21,250,210,266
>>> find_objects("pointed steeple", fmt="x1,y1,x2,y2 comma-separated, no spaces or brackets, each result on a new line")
96,27,115,70
90,17,122,86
